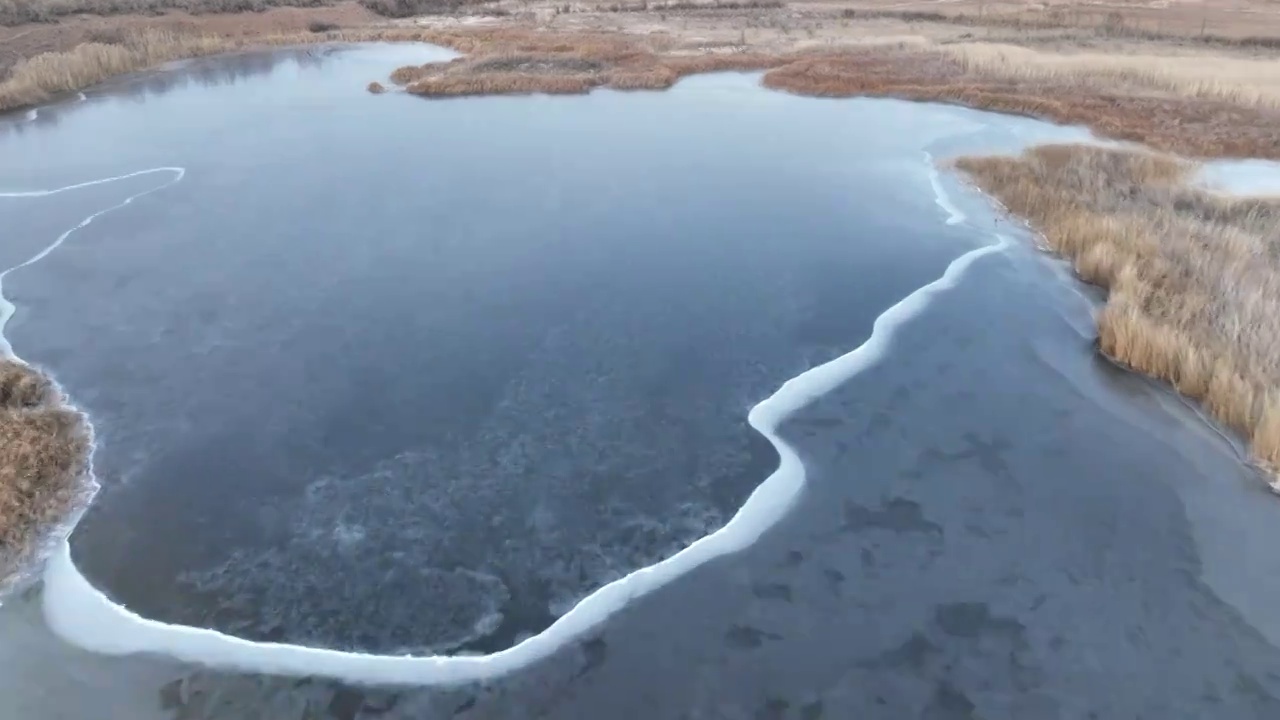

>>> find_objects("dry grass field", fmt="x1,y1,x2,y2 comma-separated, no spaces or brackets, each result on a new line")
3,0,1280,577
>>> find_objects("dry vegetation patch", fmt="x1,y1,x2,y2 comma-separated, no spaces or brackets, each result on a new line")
0,359,90,587
939,43,1280,110
957,145,1280,480
759,46,1280,159
0,28,238,109
5,0,1280,570
385,27,786,96
5,1,1280,160
0,0,469,26
354,20,1280,159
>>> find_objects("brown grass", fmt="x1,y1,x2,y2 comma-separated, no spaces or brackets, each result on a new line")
5,5,1280,566
408,69,596,95
956,145,1280,479
0,359,90,587
0,28,237,110
385,27,794,98
602,0,784,12
3,8,1279,161
0,24,440,112
939,43,1280,110
760,48,1280,159
366,79,385,92
0,0,467,25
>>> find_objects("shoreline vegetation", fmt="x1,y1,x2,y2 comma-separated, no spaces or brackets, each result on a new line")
0,359,89,589
957,146,1280,477
3,0,1280,583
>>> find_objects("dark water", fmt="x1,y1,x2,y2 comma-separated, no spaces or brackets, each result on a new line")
6,44,1280,719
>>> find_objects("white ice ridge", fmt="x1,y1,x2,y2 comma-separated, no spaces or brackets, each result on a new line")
925,151,965,225
37,162,1014,685
0,167,186,359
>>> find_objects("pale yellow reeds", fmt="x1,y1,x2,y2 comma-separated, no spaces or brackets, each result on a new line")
0,30,236,111
957,145,1280,477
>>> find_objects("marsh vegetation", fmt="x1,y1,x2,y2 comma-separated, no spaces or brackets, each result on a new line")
4,0,1280,587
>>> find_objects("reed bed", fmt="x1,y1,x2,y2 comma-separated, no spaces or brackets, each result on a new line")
0,29,235,111
0,360,90,587
759,49,1280,159
957,145,1280,481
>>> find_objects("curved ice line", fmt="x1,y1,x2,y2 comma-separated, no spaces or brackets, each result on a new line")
925,151,965,225
0,167,183,200
0,168,185,359
34,165,1014,684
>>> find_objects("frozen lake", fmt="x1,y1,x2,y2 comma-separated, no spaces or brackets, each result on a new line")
4,43,1280,719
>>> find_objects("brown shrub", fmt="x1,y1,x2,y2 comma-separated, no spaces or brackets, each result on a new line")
367,80,385,93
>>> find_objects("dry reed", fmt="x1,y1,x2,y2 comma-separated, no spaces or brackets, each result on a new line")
760,48,1280,159
0,25,464,113
6,16,1280,568
5,20,1279,161
938,43,1280,111
0,29,236,112
0,359,90,587
956,145,1280,480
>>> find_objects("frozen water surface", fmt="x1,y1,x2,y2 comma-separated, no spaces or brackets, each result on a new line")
2,44,1280,718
